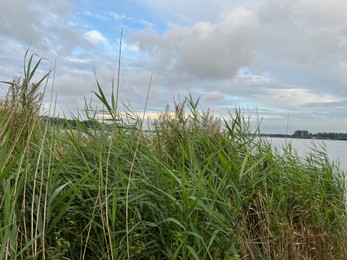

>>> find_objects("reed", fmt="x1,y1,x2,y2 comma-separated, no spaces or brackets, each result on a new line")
0,53,346,259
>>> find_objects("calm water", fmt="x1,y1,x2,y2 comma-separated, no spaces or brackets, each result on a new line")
265,137,347,172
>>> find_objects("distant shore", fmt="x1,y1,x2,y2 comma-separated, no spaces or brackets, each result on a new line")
261,130,347,141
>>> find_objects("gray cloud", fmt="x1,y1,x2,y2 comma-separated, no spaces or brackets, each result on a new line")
128,7,260,81
0,0,82,53
258,1,347,91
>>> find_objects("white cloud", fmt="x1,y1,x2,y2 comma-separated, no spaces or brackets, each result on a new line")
84,30,108,46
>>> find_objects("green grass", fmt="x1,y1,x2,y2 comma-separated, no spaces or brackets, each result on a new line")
0,53,346,259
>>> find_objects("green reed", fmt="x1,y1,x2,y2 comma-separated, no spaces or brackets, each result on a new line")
0,53,346,259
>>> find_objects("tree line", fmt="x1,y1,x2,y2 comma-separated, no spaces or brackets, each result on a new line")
263,130,347,140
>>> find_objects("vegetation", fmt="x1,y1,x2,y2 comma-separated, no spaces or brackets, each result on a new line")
0,53,346,259
263,130,347,140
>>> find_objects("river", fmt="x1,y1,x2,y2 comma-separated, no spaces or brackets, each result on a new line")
264,137,347,172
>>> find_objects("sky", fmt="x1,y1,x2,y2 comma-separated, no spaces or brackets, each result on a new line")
0,0,347,133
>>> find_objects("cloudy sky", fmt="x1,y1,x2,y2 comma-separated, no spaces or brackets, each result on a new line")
1,0,347,133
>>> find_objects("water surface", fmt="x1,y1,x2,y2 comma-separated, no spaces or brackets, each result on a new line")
265,137,347,171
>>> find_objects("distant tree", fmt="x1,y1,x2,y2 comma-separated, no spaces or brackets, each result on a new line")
293,130,310,138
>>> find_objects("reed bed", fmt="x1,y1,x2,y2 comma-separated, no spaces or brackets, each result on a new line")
0,53,346,259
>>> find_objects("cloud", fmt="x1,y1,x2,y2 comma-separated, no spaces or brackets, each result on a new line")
258,0,347,82
202,91,225,104
0,0,78,50
128,7,260,81
138,0,266,25
1,0,347,133
256,87,343,109
84,30,108,46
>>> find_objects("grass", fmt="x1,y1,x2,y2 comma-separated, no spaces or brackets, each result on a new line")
0,52,346,259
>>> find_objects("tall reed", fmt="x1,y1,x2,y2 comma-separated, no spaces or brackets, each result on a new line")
0,52,346,259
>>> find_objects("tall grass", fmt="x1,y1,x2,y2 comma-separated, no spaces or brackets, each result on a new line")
0,53,346,259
